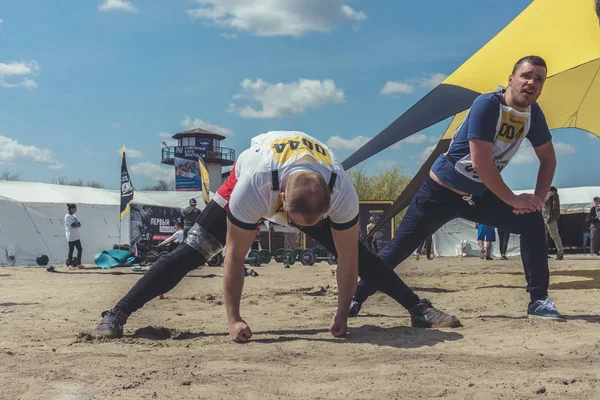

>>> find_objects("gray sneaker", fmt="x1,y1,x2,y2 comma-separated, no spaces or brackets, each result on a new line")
90,309,129,339
408,298,462,328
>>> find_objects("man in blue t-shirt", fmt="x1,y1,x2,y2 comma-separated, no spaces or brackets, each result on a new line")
349,55,564,321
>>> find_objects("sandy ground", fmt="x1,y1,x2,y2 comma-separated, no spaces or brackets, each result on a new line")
2,256,600,400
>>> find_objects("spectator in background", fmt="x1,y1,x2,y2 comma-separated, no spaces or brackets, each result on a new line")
180,198,201,239
497,228,510,260
476,223,495,261
365,217,379,253
590,197,600,255
582,214,591,255
543,186,564,260
415,236,433,260
158,223,184,252
65,203,84,269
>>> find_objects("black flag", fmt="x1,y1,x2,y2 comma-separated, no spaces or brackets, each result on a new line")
120,144,134,220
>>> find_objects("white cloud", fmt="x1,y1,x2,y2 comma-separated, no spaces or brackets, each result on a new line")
0,135,64,169
380,81,414,95
158,132,172,138
429,136,439,143
0,19,3,24
418,73,448,88
180,116,234,137
404,133,428,145
0,60,40,90
326,135,370,151
98,0,138,12
553,141,576,155
512,140,576,165
228,78,345,119
118,148,144,159
187,0,366,37
111,122,121,129
130,162,173,181
380,73,447,97
219,33,238,39
419,144,437,162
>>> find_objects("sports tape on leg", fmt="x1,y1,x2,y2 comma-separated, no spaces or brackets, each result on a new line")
183,223,224,260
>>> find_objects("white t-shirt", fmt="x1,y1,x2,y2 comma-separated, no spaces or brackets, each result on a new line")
227,131,359,229
172,230,184,244
65,213,81,242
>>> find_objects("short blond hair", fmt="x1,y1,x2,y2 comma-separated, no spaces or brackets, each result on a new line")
285,171,330,223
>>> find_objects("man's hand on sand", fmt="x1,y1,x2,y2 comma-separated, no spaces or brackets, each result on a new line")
329,314,348,338
229,319,252,343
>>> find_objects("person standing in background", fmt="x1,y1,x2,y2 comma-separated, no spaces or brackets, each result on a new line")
582,214,591,255
590,197,600,255
476,223,495,261
181,198,201,239
65,203,83,269
497,228,510,260
365,217,379,253
415,236,433,260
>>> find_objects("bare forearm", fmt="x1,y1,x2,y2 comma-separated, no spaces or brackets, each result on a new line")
223,256,245,322
474,160,515,205
335,259,358,318
534,160,556,200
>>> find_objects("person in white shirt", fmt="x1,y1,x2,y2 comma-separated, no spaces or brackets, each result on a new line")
158,223,184,251
91,131,459,341
65,203,83,269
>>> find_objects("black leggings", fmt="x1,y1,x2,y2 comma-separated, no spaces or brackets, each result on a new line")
115,201,420,315
68,240,82,266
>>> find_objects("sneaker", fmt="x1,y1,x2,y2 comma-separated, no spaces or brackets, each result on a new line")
485,256,493,261
90,309,129,339
408,298,462,328
480,249,486,259
527,297,565,321
555,253,564,260
348,300,362,318
501,255,508,260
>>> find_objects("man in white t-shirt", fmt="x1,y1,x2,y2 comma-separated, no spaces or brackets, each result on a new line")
158,223,184,252
91,131,459,342
65,203,83,268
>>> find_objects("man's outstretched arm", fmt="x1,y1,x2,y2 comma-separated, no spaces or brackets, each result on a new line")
330,221,359,337
224,219,258,343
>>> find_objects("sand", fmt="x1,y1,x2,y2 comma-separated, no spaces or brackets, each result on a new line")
2,255,600,399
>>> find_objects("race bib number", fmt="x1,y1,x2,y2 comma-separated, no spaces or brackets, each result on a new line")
270,136,333,167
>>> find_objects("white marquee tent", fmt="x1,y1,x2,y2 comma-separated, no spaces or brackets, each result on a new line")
0,181,207,266
432,186,599,257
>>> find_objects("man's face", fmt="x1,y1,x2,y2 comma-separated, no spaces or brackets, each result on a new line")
508,62,547,109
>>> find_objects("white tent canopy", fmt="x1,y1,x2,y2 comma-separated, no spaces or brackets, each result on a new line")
0,181,207,266
433,186,599,257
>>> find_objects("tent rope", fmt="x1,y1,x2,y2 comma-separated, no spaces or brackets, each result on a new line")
564,61,600,128
21,202,56,263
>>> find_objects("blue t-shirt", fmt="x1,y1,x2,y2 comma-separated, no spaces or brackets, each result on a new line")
431,91,552,196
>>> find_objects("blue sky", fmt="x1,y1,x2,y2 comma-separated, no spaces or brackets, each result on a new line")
0,0,597,190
